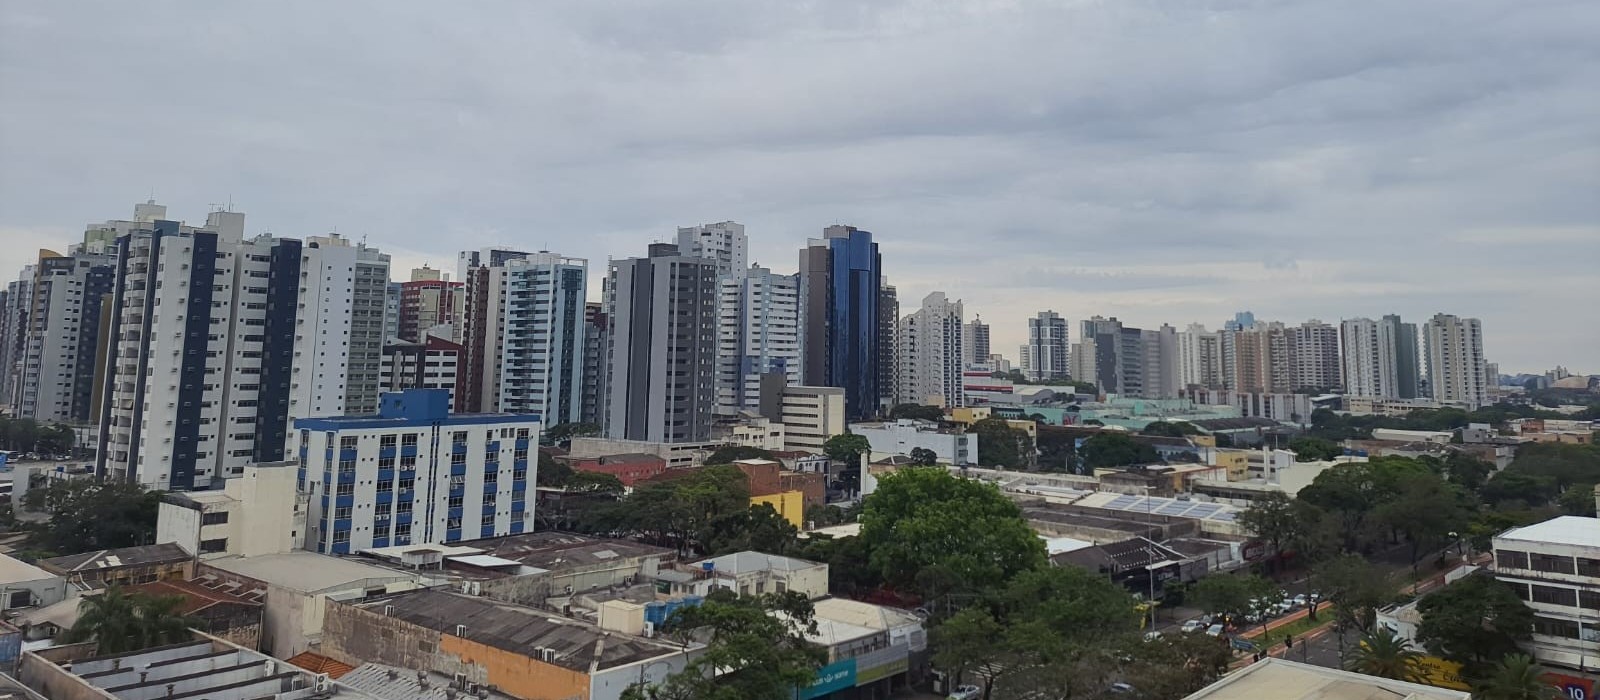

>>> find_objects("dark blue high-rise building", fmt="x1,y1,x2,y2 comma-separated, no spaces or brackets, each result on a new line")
800,225,884,421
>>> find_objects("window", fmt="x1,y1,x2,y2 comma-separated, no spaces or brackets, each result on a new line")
1531,585,1577,607
380,434,397,449
200,511,230,526
484,470,497,484
484,493,496,507
377,480,393,494
448,495,464,509
402,434,418,447
399,477,415,492
451,451,466,465
336,482,354,497
333,529,351,544
340,436,358,450
1534,616,1580,639
199,538,228,554
400,455,417,470
449,475,464,488
513,469,527,482
1579,558,1600,578
339,458,356,474
1531,553,1576,575
1496,550,1529,570
447,517,462,530
452,430,468,447
334,506,352,520
1581,590,1600,610
395,523,411,541
376,503,392,518
379,455,395,468
514,449,528,461
397,501,413,515
481,513,496,527
516,428,530,439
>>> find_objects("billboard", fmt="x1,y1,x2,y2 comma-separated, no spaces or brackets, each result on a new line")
1413,656,1470,691
798,659,856,699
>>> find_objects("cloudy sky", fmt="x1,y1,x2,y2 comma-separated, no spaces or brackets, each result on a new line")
2,0,1596,373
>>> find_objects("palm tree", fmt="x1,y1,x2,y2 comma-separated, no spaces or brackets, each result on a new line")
62,587,200,654
1474,654,1562,700
1345,628,1424,683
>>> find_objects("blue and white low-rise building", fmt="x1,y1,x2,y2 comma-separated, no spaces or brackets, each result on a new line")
293,388,540,554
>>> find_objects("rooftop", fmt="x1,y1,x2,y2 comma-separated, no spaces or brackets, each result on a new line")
1188,417,1282,431
338,663,519,700
128,578,264,614
1498,516,1600,549
26,636,384,700
38,543,191,574
454,531,676,574
204,551,419,593
0,553,57,584
1181,658,1469,699
696,551,822,575
350,589,688,672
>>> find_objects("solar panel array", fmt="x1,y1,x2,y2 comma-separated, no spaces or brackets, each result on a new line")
1089,495,1241,522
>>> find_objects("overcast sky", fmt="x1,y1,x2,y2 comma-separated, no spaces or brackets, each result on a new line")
2,0,1596,374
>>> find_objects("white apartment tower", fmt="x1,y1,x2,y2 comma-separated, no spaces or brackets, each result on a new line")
965,316,991,365
677,221,748,277
1289,320,1342,392
1424,313,1489,408
1024,311,1070,381
14,248,116,424
1177,323,1224,390
715,265,800,416
603,244,718,443
287,234,391,421
1342,315,1422,399
496,253,587,424
895,292,965,407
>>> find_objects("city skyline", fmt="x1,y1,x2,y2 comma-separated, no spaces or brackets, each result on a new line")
1,2,1596,372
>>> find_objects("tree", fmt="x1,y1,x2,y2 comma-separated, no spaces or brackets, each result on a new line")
1140,421,1196,438
1440,452,1495,492
1079,433,1159,469
1313,554,1395,645
1374,470,1472,576
564,471,625,497
823,433,871,465
1416,574,1535,672
1503,443,1600,490
1481,470,1559,509
1473,654,1562,700
971,418,1032,469
889,403,944,421
860,467,1046,600
908,447,939,466
804,503,852,528
582,464,750,555
27,481,160,555
1559,483,1596,515
536,451,573,487
1237,491,1299,566
1121,631,1233,698
705,445,775,465
63,587,201,654
543,421,599,445
701,504,800,557
1345,628,1423,682
1189,574,1275,619
1288,436,1342,462
624,590,825,700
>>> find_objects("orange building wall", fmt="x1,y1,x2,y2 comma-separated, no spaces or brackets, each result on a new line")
439,634,590,700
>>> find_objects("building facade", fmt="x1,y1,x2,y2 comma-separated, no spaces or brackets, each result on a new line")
294,389,540,554
14,248,114,424
799,226,885,421
580,301,608,426
396,272,463,342
894,292,965,407
851,419,977,466
1025,311,1070,381
760,383,846,454
676,221,747,276
1177,323,1224,390
288,233,392,421
1493,517,1600,670
965,316,990,365
716,265,800,416
603,244,717,443
496,253,587,425
378,334,462,408
1424,313,1489,408
1288,320,1341,392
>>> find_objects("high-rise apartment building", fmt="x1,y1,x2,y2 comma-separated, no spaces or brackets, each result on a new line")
676,221,748,276
715,265,800,416
878,279,898,412
382,282,401,342
0,266,36,409
894,292,965,406
495,254,587,425
1146,324,1181,399
1340,315,1422,399
965,316,991,365
397,267,464,342
288,234,392,420
1075,317,1175,398
14,248,115,424
1288,320,1341,392
1424,313,1489,408
798,226,885,421
1024,311,1070,381
580,302,608,426
294,389,540,554
379,335,463,408
1222,321,1291,394
603,244,718,442
458,247,529,413
1177,323,1224,390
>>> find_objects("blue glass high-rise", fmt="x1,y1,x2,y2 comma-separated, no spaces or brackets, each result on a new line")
825,228,881,421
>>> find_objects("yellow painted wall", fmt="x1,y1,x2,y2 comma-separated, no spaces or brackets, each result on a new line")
1211,451,1249,481
751,491,805,528
949,407,989,425
439,634,591,700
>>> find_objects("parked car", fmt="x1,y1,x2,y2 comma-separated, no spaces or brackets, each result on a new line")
1181,619,1204,634
1205,624,1224,637
949,684,983,700
1143,630,1163,641
1109,682,1136,694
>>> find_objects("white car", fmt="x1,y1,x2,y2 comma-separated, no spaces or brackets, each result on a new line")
1205,624,1224,637
948,684,983,700
1181,619,1204,634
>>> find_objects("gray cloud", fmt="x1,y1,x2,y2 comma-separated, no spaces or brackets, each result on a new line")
1,0,1596,372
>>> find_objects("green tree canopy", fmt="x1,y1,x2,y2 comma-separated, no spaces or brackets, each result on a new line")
1473,654,1562,700
859,467,1046,599
823,432,871,464
1140,421,1198,438
1288,436,1342,461
544,421,599,445
1236,491,1300,563
908,447,939,466
1189,573,1275,618
625,590,826,700
26,481,160,555
889,403,945,421
1345,628,1424,683
63,587,201,654
1314,554,1396,633
701,503,799,557
581,464,751,555
1079,432,1159,470
1416,574,1535,672
705,445,776,465
970,418,1033,469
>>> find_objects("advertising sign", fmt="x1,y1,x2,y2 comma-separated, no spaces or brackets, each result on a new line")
1544,672,1595,700
1413,656,1470,691
798,659,856,699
